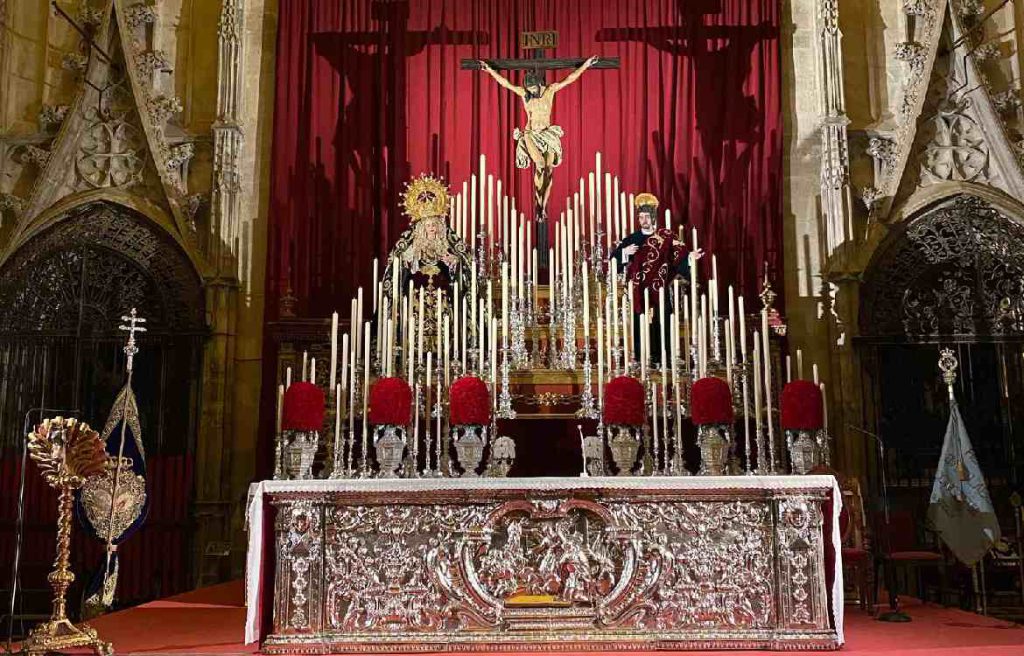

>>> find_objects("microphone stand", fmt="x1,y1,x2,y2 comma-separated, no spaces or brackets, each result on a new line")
5,407,81,655
849,424,910,622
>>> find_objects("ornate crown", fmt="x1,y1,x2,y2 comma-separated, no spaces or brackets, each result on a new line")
634,192,659,209
402,174,450,222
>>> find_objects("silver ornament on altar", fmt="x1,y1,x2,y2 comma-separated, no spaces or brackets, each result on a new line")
786,429,829,475
485,434,516,477
373,425,407,478
697,424,732,475
283,431,319,480
606,425,642,476
452,424,488,477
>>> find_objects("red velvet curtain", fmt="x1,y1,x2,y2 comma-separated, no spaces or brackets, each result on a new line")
267,0,781,317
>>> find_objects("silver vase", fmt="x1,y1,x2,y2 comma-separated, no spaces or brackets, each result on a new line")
697,424,731,475
374,425,407,477
452,425,486,477
284,431,319,480
607,425,641,476
787,429,822,474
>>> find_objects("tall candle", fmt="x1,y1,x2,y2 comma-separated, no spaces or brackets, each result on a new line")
453,283,460,363
628,193,635,234
470,173,477,254
651,381,659,471
356,287,364,358
372,259,379,309
597,316,605,405
444,315,451,387
310,357,316,384
362,324,371,472
658,287,666,374
588,172,596,245
621,302,630,368
436,288,442,356
797,349,804,379
605,172,614,247
612,176,620,242
461,297,468,373
276,384,284,434
301,351,308,382
689,233,698,346
753,334,762,468
417,287,425,368
786,356,792,383
340,333,349,393
813,363,820,385
761,309,775,471
739,296,747,362
548,247,556,318
487,174,494,251
329,311,339,392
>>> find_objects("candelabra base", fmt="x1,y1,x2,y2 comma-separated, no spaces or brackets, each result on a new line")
23,618,112,656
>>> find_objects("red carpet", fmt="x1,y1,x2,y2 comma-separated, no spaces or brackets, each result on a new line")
75,581,1022,655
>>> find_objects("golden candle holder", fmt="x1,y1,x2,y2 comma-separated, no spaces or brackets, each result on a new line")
22,417,113,656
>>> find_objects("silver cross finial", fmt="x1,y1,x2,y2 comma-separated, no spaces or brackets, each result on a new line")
119,308,147,373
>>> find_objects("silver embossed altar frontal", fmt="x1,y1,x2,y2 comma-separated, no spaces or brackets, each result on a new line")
245,477,843,652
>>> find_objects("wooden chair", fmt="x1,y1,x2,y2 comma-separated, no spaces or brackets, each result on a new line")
839,476,875,611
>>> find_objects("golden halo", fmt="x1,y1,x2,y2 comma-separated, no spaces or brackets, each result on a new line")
402,174,450,222
634,192,659,209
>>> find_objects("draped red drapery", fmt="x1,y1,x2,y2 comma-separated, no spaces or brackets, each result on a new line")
266,0,782,317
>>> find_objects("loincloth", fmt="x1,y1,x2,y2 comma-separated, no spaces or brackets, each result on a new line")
513,125,564,169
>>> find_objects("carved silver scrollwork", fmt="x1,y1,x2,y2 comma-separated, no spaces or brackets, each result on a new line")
266,487,837,651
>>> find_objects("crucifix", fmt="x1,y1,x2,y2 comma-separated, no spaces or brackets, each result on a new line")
462,31,619,256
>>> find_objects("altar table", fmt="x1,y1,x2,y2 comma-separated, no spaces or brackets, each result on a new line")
245,476,843,652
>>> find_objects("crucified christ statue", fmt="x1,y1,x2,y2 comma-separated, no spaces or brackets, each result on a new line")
479,55,599,220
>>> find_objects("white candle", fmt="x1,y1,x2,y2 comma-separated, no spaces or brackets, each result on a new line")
821,382,829,437
276,384,284,434
813,363,820,385
286,366,292,390
417,287,425,368
613,176,620,241
310,357,316,384
334,382,342,465
621,302,630,368
797,349,804,379
301,351,308,382
628,193,635,234
761,309,775,471
690,232,698,346
597,316,605,407
444,315,451,387
753,333,763,464
340,333,349,393
739,296,747,362
588,172,596,245
362,323,371,462
605,172,613,247
372,260,379,310
470,173,477,254
786,355,792,383
329,311,339,392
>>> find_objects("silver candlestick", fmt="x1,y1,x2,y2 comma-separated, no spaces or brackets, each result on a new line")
497,342,516,419
577,353,599,419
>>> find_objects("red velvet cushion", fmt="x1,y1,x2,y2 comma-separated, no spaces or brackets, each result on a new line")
282,382,325,431
604,376,645,426
368,377,413,425
691,377,734,425
450,376,490,425
780,380,823,430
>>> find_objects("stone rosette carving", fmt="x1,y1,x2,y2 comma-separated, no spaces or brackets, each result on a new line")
920,97,989,184
76,112,145,189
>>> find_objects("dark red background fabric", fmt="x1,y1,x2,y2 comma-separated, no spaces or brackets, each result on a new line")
266,0,782,317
